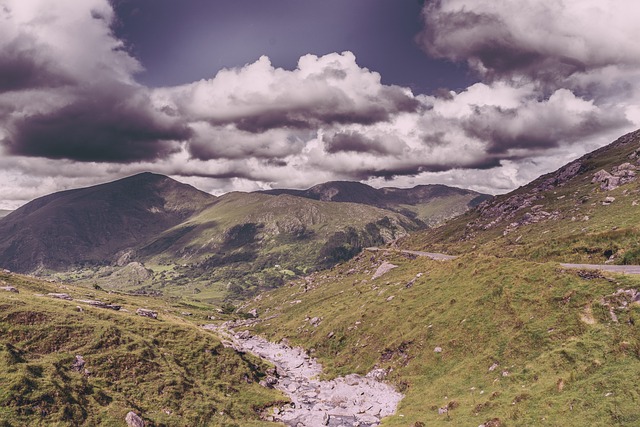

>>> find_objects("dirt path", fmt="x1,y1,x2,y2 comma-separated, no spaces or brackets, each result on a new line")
204,323,403,427
366,247,640,274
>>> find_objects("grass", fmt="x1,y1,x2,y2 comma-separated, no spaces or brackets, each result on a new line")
0,271,283,426
245,251,640,426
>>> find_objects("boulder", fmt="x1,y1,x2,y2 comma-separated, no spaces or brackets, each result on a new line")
125,411,145,427
71,355,85,372
48,293,72,300
0,286,18,293
136,308,158,319
372,261,398,280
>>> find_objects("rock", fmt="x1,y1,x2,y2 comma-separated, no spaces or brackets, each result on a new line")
77,299,121,310
602,196,616,205
366,368,388,381
136,308,158,319
372,261,398,280
309,317,321,327
488,362,499,372
434,346,443,353
386,295,395,302
71,355,85,372
125,411,145,427
248,308,258,318
438,407,448,415
592,169,620,190
322,412,330,425
48,293,72,300
0,286,18,293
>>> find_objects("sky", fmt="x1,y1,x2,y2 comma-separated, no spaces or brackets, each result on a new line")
1,0,639,209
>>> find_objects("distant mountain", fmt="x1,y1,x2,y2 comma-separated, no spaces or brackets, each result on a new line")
404,128,640,265
263,181,490,225
0,210,11,218
0,173,215,272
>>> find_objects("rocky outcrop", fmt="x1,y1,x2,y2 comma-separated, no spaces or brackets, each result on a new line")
0,285,18,293
592,163,637,191
136,308,158,319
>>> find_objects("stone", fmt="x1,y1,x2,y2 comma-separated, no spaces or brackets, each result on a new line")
125,411,145,427
248,308,258,318
309,317,321,327
48,293,72,300
136,308,158,319
71,355,85,372
0,286,18,293
371,262,398,280
434,346,443,353
602,197,616,206
489,362,499,371
77,299,121,310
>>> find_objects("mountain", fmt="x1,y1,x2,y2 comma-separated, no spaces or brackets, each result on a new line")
0,210,11,218
0,173,216,272
402,128,640,265
263,181,490,225
240,129,640,426
98,192,422,301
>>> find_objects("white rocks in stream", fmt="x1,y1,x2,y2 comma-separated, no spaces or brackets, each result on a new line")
203,324,403,427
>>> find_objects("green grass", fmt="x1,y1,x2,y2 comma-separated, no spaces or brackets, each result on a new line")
245,251,640,426
0,272,283,426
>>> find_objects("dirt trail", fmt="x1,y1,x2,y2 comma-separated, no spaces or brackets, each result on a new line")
367,247,640,274
204,323,403,427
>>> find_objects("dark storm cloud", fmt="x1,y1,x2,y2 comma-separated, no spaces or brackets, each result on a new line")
461,104,630,156
0,37,71,93
4,86,191,163
417,1,640,88
345,157,502,181
418,6,585,84
324,131,400,155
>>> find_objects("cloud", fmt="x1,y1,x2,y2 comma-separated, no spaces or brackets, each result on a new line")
154,52,419,133
0,0,190,163
1,0,640,209
418,0,640,84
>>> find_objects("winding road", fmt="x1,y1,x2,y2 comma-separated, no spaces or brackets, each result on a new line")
365,247,640,275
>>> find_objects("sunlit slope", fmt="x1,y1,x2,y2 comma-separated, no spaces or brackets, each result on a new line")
244,250,640,426
0,271,281,426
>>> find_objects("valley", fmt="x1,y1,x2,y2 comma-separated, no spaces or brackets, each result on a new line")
1,130,640,426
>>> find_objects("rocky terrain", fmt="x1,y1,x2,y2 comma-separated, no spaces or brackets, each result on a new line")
206,322,403,427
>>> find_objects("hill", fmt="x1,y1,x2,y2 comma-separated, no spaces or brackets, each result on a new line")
227,129,640,426
0,173,216,273
91,192,422,302
401,129,640,265
263,181,490,225
0,270,282,426
0,210,11,219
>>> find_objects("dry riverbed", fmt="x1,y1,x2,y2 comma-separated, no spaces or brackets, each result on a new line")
204,323,403,427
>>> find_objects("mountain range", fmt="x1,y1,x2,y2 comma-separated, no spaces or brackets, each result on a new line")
0,175,484,301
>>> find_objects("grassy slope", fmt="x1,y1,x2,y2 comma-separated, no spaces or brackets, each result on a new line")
101,193,419,303
245,251,640,426
402,129,640,265
0,271,283,426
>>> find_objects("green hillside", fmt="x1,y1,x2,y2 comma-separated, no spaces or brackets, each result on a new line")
402,129,640,265
231,129,640,426
0,271,282,426
242,250,640,426
131,192,420,302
